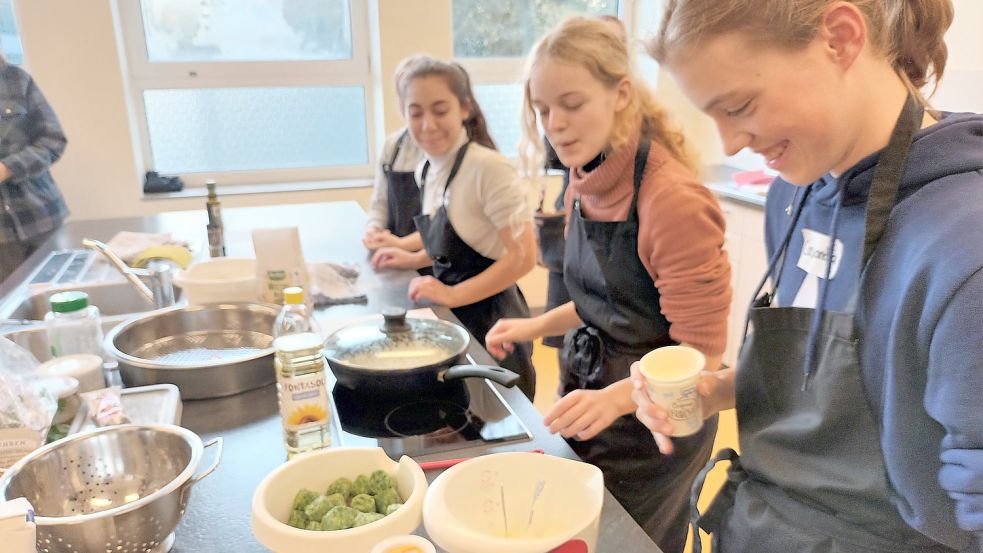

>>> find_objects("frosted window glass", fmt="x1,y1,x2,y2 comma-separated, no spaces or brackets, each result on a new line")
453,0,618,58
140,0,352,62
474,83,523,158
144,86,368,174
0,0,24,65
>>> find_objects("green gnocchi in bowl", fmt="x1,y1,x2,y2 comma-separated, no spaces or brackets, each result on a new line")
251,447,428,553
286,470,405,532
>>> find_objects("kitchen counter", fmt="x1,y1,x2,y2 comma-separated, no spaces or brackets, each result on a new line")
704,165,768,208
1,202,660,553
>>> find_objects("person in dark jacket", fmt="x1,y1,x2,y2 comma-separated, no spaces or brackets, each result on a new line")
0,59,68,283
634,1,983,551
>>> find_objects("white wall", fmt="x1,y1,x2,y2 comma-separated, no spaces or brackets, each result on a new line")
934,0,983,112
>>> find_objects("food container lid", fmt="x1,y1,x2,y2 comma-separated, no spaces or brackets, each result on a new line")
37,354,104,393
323,308,468,370
34,376,79,400
48,291,88,313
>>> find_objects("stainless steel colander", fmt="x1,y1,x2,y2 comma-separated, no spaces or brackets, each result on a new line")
104,303,279,399
0,424,222,553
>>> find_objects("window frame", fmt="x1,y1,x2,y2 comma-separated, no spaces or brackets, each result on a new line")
117,0,376,189
453,1,634,159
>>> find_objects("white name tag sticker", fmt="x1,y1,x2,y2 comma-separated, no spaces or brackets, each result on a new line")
797,228,843,280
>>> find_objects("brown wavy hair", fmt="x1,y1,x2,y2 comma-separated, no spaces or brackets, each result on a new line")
519,17,695,178
649,0,954,103
395,54,497,151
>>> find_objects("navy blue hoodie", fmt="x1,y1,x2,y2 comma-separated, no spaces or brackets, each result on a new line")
763,112,983,551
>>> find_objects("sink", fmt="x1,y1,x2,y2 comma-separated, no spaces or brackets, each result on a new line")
1,245,187,362
2,319,121,362
3,282,160,320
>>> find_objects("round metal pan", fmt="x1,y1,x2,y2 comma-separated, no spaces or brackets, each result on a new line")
104,303,278,399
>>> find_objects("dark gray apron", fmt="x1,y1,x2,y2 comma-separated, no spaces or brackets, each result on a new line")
383,130,422,238
691,94,956,552
561,137,717,553
413,142,537,401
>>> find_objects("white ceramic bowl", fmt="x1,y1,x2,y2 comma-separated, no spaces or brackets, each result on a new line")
251,447,428,553
173,257,258,305
423,452,604,553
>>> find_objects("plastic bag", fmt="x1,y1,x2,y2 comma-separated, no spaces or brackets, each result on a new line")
0,337,57,469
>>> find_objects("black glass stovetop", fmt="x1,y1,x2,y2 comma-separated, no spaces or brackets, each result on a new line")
328,371,533,458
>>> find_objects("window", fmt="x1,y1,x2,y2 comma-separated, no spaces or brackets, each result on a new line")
452,0,626,157
0,0,23,65
118,0,374,188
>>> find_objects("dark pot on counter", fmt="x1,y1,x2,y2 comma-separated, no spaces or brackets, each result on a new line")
323,308,519,395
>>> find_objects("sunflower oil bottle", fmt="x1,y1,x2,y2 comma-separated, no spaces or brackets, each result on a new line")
273,287,330,457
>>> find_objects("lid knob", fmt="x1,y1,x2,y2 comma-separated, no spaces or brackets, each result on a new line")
381,307,410,333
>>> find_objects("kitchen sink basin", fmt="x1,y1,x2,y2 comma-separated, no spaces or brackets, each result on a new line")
3,282,162,320
1,319,120,362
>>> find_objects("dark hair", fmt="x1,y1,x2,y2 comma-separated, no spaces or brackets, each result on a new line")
650,0,954,100
394,55,497,151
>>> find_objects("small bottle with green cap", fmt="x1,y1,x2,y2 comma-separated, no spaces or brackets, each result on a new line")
44,291,104,358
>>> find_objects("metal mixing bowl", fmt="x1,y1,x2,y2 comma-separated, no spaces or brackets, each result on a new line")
104,303,279,399
0,424,222,553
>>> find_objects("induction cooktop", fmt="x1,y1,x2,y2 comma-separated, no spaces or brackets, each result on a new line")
328,358,533,458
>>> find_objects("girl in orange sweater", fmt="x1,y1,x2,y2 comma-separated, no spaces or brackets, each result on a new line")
485,17,731,553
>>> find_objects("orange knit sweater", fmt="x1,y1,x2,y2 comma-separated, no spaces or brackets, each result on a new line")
564,131,731,356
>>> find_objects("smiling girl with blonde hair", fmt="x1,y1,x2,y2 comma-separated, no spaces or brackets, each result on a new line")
487,17,731,552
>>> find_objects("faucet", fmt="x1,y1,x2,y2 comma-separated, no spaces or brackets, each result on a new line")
81,238,176,309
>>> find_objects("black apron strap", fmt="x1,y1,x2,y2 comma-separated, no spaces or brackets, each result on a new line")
420,141,470,205
627,138,651,223
383,129,408,172
861,93,923,266
689,448,744,553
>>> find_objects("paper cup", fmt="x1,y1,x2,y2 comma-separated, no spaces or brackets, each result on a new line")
640,346,705,437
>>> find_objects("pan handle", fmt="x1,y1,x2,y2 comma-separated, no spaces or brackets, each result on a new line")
441,365,520,388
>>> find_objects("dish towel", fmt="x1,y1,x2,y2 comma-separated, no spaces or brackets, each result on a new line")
309,262,368,307
106,231,187,264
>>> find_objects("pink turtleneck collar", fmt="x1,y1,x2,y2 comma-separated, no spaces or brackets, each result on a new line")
566,130,644,221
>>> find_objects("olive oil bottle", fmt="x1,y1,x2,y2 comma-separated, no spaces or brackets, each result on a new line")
205,179,226,257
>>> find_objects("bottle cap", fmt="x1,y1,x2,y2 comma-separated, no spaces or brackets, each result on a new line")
283,287,304,304
49,291,89,313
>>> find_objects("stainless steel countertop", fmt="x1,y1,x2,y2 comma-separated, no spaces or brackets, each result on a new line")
704,165,768,207
2,202,660,553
